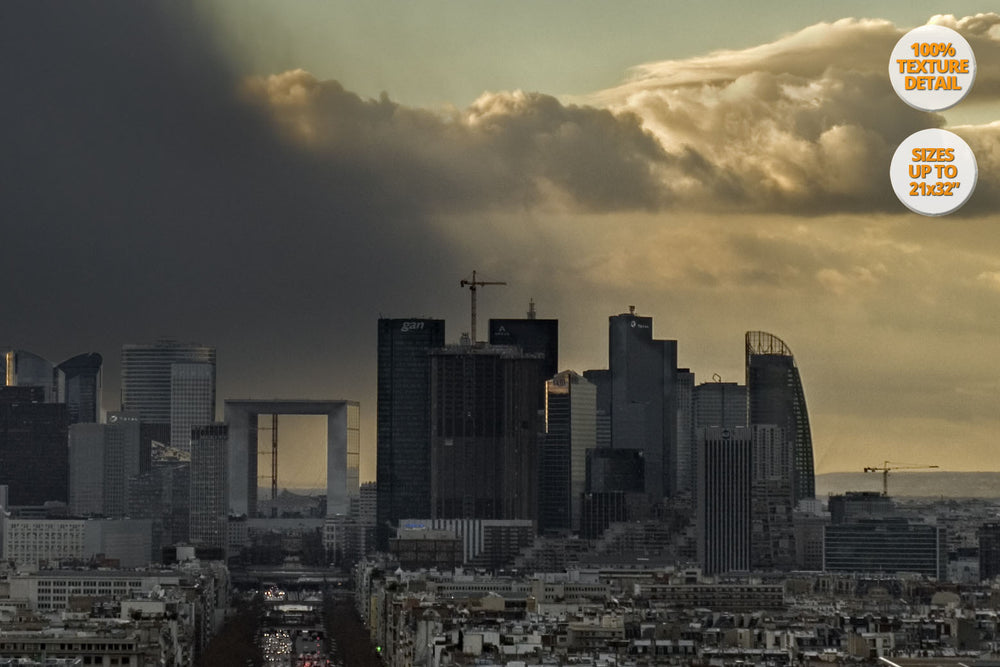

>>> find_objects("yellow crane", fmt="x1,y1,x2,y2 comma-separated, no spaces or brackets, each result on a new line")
863,460,939,497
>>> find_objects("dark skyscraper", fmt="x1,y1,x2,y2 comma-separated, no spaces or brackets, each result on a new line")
376,318,445,546
539,371,595,534
608,309,678,499
429,343,545,521
58,353,102,424
488,315,558,380
0,386,70,505
697,426,753,575
745,331,815,503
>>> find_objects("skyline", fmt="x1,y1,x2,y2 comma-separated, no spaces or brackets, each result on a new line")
5,4,1000,484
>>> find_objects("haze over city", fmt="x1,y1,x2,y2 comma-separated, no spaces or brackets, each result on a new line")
6,3,1000,485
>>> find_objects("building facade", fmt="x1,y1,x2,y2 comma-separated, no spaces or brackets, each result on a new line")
376,318,445,548
429,344,545,522
697,426,753,575
540,371,595,533
189,423,228,550
608,309,679,500
0,386,70,505
745,331,814,503
169,362,215,454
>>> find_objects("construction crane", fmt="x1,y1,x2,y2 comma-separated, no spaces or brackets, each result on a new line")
459,270,506,343
863,460,939,497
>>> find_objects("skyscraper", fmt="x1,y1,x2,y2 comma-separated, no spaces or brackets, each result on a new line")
694,380,747,430
697,426,753,575
189,423,228,550
58,353,102,424
2,350,63,403
67,411,141,517
539,371,595,533
745,331,814,502
0,386,69,505
169,362,214,454
608,308,679,499
120,339,216,453
429,343,545,521
488,314,559,380
376,318,445,547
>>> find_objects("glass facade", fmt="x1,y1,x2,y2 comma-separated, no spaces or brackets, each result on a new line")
375,318,445,546
745,331,815,502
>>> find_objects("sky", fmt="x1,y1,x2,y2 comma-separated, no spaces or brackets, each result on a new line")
4,2,1000,487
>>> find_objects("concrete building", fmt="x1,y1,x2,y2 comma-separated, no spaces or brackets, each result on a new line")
57,352,102,424
824,519,946,579
224,399,360,517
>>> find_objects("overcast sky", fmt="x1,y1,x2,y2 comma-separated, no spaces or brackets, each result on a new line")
4,3,1000,486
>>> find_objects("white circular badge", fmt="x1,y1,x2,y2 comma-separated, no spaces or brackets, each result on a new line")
889,24,976,111
889,128,977,216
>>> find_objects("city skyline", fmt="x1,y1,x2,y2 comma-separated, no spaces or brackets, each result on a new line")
5,3,1000,485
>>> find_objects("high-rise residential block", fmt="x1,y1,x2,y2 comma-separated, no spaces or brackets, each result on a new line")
376,318,445,546
745,331,814,503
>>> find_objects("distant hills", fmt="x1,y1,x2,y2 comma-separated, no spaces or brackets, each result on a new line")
817,471,1000,499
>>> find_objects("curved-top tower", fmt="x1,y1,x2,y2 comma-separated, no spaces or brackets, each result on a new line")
745,331,814,502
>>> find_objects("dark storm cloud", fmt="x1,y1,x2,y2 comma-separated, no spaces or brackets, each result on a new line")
0,3,463,406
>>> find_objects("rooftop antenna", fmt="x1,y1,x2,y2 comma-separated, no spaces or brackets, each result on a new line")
460,270,506,343
527,299,536,320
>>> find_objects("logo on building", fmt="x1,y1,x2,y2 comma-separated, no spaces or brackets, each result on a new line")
400,321,425,333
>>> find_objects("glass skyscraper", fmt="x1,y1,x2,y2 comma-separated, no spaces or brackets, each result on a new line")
120,339,216,454
375,318,445,547
745,331,814,503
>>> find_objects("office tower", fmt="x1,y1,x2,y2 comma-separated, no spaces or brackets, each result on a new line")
694,380,747,430
749,424,796,570
586,448,645,493
745,331,815,503
608,308,679,499
979,523,1000,581
429,343,545,521
103,411,142,517
675,369,694,495
57,353,102,424
376,318,445,547
68,423,105,515
697,426,753,575
2,350,63,403
539,371,595,533
68,411,141,517
824,519,946,579
189,423,228,550
0,386,70,505
488,312,559,380
120,339,216,454
582,370,611,448
169,363,214,453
